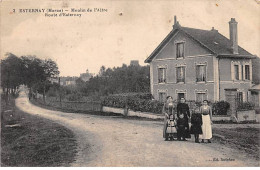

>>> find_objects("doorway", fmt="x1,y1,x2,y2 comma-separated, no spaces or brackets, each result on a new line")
177,93,185,101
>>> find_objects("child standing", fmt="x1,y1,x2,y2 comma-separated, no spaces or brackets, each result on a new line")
177,113,188,141
190,105,203,143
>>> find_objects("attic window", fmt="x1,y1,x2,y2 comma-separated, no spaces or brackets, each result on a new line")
214,42,218,45
176,42,185,58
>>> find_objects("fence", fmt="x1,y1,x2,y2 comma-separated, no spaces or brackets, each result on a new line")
36,98,102,112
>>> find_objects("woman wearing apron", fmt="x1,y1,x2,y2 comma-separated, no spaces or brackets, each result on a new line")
200,100,213,143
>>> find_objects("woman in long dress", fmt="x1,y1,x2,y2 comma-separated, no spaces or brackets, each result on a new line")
200,100,213,143
162,96,176,140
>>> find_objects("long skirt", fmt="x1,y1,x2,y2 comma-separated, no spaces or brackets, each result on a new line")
163,117,167,138
200,114,212,139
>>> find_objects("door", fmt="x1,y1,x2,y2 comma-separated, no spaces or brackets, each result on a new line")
225,89,237,117
251,91,259,107
177,93,185,101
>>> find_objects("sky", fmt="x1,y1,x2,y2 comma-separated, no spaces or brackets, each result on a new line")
1,0,259,76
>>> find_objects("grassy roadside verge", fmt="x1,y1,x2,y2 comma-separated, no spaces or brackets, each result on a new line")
31,99,164,122
213,127,260,161
30,99,122,117
1,97,77,167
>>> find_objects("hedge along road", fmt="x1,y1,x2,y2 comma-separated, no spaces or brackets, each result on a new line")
16,90,258,167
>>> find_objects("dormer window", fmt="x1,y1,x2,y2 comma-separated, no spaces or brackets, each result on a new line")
176,42,184,58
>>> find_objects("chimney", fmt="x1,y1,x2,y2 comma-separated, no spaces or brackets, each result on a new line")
229,18,238,54
173,16,180,29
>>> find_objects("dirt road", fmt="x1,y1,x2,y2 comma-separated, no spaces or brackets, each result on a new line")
15,91,259,166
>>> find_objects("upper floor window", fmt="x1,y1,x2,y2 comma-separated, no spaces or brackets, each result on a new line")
196,65,206,82
158,68,166,83
176,42,184,58
234,64,239,80
245,65,250,80
176,66,185,83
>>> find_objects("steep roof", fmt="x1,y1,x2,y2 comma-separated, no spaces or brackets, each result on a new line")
145,24,254,63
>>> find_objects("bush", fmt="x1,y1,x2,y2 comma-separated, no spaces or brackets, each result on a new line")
212,101,230,115
46,86,59,97
65,93,83,101
237,102,255,111
101,94,163,114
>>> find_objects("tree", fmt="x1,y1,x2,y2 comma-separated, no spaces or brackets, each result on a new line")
99,65,106,76
1,53,60,102
1,53,24,101
84,64,150,96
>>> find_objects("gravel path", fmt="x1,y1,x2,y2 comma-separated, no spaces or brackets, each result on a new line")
16,91,259,166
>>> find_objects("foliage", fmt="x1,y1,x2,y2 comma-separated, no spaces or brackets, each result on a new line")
212,101,230,115
65,93,83,101
237,102,255,111
1,53,25,96
102,96,233,115
102,94,164,114
1,53,60,101
84,64,150,96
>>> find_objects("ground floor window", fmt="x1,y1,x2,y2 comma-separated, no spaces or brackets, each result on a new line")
237,92,243,104
195,92,207,102
159,92,167,103
251,91,259,107
177,93,185,101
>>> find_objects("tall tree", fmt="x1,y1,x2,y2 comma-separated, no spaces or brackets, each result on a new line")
1,54,60,102
1,53,24,100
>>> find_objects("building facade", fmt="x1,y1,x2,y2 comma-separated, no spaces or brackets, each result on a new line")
145,17,257,105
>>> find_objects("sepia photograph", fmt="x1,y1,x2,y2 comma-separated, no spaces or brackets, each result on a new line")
0,0,260,167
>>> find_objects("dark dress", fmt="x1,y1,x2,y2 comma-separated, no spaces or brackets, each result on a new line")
176,103,191,138
190,113,202,134
177,116,188,139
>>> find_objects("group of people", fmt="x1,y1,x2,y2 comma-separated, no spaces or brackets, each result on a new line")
163,96,213,143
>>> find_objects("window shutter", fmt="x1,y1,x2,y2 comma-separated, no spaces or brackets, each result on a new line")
203,65,206,81
183,67,185,82
239,64,242,80
176,67,180,83
164,68,167,83
231,63,234,80
241,64,244,80
196,65,199,82
242,92,246,102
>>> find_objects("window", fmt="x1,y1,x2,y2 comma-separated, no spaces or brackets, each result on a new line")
176,42,184,58
234,65,239,80
177,93,185,101
237,92,243,104
176,66,185,83
241,65,244,80
196,65,206,82
159,92,167,103
245,65,250,80
158,68,166,83
196,92,207,102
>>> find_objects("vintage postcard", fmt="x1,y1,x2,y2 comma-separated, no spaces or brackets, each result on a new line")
0,0,259,167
